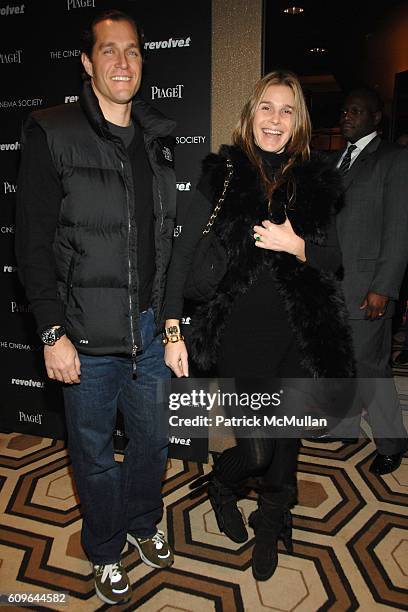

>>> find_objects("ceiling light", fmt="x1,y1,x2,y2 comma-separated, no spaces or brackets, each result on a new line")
309,47,327,53
283,6,304,14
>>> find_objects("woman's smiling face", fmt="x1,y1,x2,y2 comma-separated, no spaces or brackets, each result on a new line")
253,84,295,153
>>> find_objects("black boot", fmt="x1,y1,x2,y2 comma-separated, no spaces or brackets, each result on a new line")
248,490,294,581
208,476,248,543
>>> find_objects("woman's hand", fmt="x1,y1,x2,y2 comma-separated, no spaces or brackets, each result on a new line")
253,218,306,261
164,341,189,377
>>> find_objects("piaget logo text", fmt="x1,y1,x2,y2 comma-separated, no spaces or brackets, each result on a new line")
19,411,44,422
151,84,184,100
0,49,22,63
11,301,31,313
67,0,95,9
3,181,17,194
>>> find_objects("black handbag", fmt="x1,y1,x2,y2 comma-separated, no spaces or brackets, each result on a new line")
183,159,234,302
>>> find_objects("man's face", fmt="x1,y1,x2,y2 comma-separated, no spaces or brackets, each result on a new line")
340,94,381,143
81,19,142,109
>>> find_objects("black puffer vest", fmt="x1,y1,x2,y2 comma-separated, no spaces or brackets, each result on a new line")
189,145,355,377
25,82,176,355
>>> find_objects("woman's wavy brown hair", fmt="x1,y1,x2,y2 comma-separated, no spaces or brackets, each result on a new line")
232,70,311,208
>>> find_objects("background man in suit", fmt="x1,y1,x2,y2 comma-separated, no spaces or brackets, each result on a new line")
336,87,408,475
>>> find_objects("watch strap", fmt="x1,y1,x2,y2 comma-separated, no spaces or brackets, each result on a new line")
41,326,66,345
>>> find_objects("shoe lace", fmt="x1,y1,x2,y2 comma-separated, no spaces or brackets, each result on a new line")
96,563,122,584
151,530,165,550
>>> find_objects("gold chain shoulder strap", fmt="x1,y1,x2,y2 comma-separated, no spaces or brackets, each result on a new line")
202,158,234,235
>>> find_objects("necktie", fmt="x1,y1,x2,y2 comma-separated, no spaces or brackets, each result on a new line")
339,144,357,174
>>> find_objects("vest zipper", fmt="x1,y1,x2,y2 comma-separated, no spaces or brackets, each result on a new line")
156,180,165,327
121,159,138,376
157,182,164,231
66,254,76,303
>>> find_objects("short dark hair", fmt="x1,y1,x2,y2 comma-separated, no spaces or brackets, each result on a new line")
346,87,383,113
81,9,145,59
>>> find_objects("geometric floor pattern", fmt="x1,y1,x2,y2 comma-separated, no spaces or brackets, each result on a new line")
1,429,407,611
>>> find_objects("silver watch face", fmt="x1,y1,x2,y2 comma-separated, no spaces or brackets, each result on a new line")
41,327,64,345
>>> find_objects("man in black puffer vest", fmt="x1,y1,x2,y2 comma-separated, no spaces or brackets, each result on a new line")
16,10,175,606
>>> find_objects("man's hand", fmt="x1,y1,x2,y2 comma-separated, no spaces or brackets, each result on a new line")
44,336,81,384
360,291,389,321
164,341,189,377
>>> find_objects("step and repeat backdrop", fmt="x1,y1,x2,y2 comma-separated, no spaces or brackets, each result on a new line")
0,0,211,460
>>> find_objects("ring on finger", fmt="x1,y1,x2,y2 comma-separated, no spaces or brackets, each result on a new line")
255,234,261,242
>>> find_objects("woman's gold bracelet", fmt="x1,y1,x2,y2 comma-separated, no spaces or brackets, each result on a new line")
162,332,185,345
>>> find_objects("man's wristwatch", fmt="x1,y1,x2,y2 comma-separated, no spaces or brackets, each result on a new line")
41,326,66,346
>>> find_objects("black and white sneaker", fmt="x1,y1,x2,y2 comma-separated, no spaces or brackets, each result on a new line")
127,530,174,568
93,561,131,605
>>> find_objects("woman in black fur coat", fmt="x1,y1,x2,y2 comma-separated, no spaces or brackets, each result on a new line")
163,70,354,581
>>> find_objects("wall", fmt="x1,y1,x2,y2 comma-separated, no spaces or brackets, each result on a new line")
364,3,408,112
212,0,263,151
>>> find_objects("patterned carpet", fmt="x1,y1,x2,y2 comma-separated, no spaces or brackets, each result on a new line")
1,422,407,611
1,330,408,611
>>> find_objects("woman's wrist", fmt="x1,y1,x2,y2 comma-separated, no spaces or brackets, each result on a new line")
165,319,180,328
163,320,184,345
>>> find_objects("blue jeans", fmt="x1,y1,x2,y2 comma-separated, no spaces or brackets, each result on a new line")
63,309,169,564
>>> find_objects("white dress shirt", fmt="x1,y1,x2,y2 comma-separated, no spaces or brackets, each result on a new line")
337,131,378,169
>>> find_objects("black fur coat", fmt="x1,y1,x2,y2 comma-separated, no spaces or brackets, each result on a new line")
188,145,355,378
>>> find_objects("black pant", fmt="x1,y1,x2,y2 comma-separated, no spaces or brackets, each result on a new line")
216,302,307,496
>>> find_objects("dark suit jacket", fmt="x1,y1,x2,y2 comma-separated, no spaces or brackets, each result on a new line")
335,136,408,319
